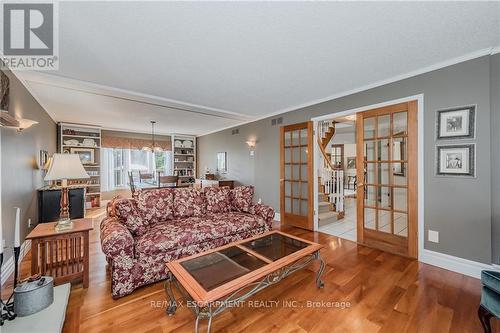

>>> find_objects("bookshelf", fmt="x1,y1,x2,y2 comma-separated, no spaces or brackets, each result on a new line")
172,135,196,185
57,123,102,208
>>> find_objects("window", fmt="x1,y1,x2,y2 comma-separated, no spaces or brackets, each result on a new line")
101,148,172,191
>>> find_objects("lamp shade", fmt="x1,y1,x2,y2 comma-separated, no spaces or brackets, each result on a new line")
44,153,90,181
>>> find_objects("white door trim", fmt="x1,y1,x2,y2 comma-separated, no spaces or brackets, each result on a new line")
311,94,425,259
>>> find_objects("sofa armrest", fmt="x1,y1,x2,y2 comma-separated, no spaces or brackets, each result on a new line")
100,217,135,259
249,203,275,224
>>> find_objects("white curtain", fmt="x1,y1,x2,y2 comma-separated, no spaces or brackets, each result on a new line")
101,148,115,192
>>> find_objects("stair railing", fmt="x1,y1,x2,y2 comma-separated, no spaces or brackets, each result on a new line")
318,120,334,143
317,121,345,214
320,167,344,213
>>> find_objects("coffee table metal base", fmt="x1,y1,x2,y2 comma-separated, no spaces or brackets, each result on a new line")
164,250,326,333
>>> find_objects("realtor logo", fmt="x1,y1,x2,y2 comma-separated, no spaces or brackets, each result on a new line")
1,2,59,70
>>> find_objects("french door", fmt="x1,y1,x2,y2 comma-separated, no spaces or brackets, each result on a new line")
280,122,314,230
356,101,418,258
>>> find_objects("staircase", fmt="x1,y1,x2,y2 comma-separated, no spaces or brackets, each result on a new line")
317,120,345,227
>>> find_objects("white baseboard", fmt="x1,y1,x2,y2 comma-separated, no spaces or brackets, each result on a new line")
1,240,31,286
419,249,500,279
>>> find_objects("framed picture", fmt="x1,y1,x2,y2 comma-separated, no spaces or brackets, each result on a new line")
346,157,356,169
70,147,94,164
217,152,227,173
436,105,475,140
436,144,475,177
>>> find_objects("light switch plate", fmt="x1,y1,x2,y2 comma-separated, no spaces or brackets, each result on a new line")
428,230,439,243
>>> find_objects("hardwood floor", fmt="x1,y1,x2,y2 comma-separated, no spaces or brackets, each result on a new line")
2,218,498,333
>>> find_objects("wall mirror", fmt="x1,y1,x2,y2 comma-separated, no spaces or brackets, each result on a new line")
217,152,227,173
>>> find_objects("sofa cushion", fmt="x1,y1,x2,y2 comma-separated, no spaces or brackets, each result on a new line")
112,198,149,236
173,188,205,218
230,186,254,212
135,188,174,224
205,187,231,213
135,212,268,256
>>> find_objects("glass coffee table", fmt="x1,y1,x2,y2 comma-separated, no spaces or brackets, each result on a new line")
165,231,325,333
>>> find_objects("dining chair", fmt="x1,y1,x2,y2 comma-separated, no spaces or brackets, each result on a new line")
128,171,136,195
139,171,154,183
158,175,179,188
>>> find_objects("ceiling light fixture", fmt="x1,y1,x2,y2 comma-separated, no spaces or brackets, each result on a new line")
0,110,38,132
142,120,163,152
345,115,357,121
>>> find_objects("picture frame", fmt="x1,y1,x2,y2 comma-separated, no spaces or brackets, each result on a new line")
436,105,475,140
70,147,95,165
346,157,356,169
436,144,475,177
217,152,227,173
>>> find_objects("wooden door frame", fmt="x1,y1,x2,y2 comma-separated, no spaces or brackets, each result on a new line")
280,121,314,230
311,94,424,260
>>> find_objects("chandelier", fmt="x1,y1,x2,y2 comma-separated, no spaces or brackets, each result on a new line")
142,120,163,152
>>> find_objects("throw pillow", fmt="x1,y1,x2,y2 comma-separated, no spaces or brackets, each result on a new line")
173,188,205,218
135,188,174,224
230,186,254,212
204,186,231,213
113,198,149,236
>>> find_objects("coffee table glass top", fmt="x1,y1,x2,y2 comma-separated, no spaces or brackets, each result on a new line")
240,233,309,261
180,246,267,291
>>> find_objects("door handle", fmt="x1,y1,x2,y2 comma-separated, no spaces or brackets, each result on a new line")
358,183,364,187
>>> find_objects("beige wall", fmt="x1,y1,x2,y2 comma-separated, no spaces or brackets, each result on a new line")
1,70,56,262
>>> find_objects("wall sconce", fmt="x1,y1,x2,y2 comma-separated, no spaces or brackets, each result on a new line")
246,140,256,156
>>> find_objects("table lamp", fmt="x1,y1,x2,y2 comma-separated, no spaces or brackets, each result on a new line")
44,153,89,231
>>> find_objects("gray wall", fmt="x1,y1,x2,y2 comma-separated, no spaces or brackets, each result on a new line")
199,56,494,264
491,54,500,265
1,70,57,262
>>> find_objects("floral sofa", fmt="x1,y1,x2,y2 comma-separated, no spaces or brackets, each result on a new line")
100,186,275,298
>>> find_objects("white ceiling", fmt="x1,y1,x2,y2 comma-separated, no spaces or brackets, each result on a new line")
17,1,500,136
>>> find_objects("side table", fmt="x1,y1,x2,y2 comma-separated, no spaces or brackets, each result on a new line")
26,218,93,288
